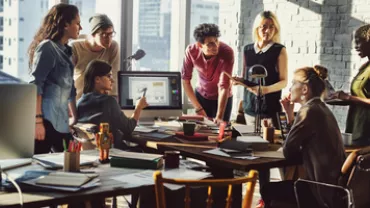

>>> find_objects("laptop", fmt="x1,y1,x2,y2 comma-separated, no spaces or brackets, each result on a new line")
0,84,36,168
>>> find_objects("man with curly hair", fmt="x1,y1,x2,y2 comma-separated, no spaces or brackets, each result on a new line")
182,23,234,123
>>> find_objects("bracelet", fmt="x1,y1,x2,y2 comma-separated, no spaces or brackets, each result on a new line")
36,114,44,118
195,108,204,113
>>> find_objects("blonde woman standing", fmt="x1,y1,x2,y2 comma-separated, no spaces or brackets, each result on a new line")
234,11,288,208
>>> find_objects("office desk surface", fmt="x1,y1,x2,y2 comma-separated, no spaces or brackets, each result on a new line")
157,145,300,171
0,159,150,208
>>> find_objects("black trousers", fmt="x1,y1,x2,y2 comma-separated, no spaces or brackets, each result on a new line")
34,119,73,154
195,90,233,122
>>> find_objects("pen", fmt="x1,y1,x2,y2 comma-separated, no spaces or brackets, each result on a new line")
63,139,67,152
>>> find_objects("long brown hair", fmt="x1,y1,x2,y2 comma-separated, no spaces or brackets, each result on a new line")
28,3,79,70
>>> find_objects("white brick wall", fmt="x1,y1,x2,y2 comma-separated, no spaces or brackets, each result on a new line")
219,0,370,130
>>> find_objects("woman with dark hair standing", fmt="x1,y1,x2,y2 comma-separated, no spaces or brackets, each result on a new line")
29,3,82,154
332,24,370,146
77,60,148,149
261,67,346,208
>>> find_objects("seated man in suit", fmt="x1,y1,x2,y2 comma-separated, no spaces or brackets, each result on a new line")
77,59,148,149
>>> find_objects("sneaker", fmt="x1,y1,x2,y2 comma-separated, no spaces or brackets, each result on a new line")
256,198,265,208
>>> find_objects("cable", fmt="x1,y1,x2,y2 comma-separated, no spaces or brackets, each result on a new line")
1,170,23,207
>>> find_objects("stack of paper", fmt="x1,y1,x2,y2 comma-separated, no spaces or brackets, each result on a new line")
236,136,269,150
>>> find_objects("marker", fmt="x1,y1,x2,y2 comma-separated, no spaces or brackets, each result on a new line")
63,139,67,152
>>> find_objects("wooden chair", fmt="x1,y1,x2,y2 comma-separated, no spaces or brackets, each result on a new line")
153,170,258,208
340,146,370,208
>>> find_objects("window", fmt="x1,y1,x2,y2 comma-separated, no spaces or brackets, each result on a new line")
190,0,219,42
8,58,11,66
132,0,173,71
19,17,24,21
8,18,11,26
200,15,209,23
19,38,23,42
8,0,10,7
8,38,11,46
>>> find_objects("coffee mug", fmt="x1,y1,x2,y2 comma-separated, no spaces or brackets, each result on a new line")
164,151,180,169
183,122,196,136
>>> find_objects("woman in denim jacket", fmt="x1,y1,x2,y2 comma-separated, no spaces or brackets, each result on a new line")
29,3,82,154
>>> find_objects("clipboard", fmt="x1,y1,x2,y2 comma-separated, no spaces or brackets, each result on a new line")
222,72,253,89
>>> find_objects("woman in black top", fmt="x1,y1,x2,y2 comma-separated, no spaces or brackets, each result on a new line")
235,11,288,127
77,60,148,149
233,11,288,208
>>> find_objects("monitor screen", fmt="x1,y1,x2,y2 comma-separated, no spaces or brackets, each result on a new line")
118,71,182,110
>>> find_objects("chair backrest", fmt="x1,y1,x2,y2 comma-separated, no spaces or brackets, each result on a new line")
342,146,370,208
153,170,258,208
294,179,353,208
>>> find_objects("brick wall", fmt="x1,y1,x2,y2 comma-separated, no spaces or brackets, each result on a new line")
219,0,370,130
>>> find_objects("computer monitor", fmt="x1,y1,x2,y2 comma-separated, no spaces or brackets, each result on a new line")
118,71,182,121
0,84,36,159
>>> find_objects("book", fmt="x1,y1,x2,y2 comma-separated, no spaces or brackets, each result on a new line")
110,151,163,169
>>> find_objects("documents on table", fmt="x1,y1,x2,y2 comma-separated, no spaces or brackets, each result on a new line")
134,125,157,133
236,135,269,150
203,148,259,160
232,124,255,135
111,168,211,190
33,153,97,169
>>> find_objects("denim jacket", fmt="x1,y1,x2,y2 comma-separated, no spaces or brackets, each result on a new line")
29,40,76,133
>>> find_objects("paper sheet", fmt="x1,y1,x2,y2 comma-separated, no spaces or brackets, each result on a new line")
232,124,255,134
203,148,259,160
111,169,211,190
33,153,97,166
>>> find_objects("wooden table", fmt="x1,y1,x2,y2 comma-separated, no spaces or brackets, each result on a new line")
0,150,151,208
156,144,300,171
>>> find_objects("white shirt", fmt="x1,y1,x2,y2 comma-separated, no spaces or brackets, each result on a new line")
254,42,274,54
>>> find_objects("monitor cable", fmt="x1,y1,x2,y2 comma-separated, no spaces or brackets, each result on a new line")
1,167,24,207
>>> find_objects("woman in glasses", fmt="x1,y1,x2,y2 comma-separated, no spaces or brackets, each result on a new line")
71,14,119,100
77,60,148,149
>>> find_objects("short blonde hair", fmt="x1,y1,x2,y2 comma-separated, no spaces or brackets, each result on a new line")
252,11,281,43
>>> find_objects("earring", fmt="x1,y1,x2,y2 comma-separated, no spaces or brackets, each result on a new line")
300,95,305,101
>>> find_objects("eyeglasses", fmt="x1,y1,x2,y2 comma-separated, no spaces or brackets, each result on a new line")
104,74,114,80
99,31,116,38
259,24,275,30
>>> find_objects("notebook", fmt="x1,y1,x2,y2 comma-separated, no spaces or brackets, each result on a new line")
35,172,99,187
